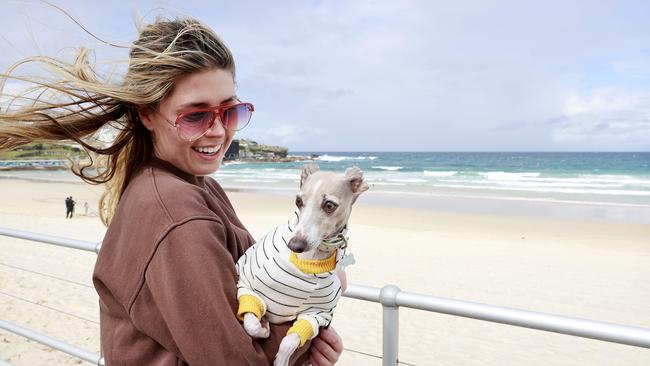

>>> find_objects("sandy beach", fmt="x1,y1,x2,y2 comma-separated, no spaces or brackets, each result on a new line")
1,177,649,365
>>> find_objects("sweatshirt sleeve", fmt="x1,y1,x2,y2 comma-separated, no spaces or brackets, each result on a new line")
132,218,308,365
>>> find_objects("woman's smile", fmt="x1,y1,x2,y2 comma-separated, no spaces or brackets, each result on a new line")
192,144,224,160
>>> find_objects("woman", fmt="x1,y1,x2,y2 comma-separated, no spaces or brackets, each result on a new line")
0,17,343,365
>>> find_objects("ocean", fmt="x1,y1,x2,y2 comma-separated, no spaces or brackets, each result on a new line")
2,152,649,221
214,152,650,206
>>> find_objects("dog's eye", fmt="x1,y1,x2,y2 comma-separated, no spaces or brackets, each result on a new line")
295,196,303,208
322,200,338,214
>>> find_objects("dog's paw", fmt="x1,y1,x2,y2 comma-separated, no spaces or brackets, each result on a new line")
274,333,300,366
243,313,270,338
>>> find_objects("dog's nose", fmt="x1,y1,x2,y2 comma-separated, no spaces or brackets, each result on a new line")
288,236,308,253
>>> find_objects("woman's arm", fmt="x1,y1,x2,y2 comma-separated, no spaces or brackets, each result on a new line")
131,218,309,365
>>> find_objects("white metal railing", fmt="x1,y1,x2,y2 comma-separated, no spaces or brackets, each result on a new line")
0,319,103,365
1,227,650,366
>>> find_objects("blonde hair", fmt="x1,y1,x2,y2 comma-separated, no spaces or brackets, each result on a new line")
0,17,235,225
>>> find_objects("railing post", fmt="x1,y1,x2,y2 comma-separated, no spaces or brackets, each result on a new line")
380,285,400,366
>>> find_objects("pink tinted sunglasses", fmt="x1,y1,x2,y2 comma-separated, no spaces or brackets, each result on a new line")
161,101,254,142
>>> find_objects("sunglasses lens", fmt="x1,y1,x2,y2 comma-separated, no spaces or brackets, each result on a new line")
178,111,216,140
174,103,253,140
222,104,252,131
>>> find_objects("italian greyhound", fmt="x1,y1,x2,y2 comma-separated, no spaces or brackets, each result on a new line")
235,164,368,366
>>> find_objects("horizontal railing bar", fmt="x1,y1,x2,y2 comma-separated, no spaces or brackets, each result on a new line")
342,285,650,349
341,284,381,303
0,319,100,364
396,291,650,348
0,227,99,253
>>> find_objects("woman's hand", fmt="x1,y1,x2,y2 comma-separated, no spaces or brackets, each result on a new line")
310,326,343,365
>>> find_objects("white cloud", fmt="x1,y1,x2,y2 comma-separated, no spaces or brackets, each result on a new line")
244,124,323,146
563,88,650,116
551,88,650,149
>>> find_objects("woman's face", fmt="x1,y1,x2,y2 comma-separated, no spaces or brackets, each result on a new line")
140,68,237,176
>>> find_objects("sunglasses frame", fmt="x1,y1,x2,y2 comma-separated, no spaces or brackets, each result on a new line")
161,101,254,142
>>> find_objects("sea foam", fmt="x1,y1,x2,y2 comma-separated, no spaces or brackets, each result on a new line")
423,170,458,177
373,166,403,171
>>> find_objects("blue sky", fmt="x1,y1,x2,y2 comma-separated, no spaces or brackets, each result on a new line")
1,0,649,151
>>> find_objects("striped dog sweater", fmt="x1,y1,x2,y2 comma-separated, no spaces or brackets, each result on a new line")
235,211,350,346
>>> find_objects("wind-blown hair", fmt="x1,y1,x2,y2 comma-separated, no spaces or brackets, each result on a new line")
0,17,235,224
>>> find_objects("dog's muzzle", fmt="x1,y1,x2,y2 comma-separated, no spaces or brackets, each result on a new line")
288,235,309,253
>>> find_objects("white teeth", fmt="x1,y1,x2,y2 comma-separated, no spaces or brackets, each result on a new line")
193,145,222,154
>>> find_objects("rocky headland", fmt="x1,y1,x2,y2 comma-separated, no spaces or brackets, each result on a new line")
0,140,312,170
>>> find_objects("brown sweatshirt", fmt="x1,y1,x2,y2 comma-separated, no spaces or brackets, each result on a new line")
93,158,309,365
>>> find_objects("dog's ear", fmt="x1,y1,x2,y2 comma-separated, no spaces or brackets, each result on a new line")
345,166,369,198
300,164,320,188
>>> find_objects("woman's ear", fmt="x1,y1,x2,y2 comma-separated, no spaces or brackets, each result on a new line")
137,106,155,132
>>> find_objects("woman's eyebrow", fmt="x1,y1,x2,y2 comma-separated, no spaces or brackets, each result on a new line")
220,95,238,105
178,95,237,109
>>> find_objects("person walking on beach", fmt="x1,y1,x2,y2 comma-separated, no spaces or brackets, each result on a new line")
0,15,342,366
65,196,76,218
69,196,76,218
65,196,74,218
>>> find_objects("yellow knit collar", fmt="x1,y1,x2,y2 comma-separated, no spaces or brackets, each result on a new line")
289,251,337,274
